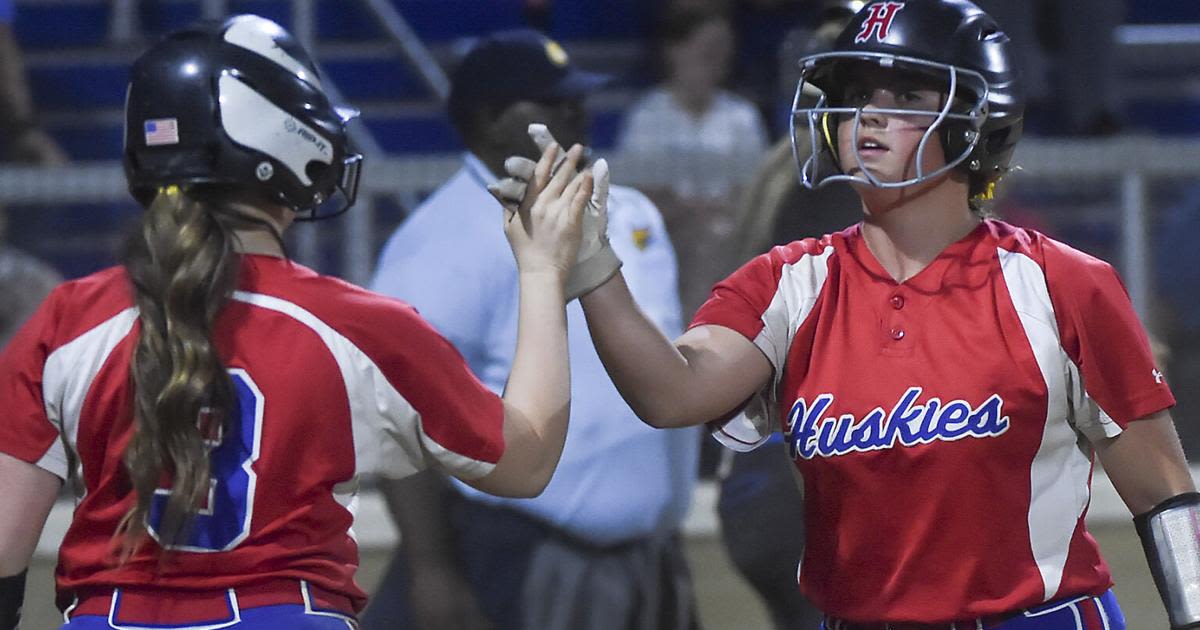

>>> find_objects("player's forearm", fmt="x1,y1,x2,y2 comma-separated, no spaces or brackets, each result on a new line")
1101,411,1200,628
1095,411,1195,515
488,271,571,497
0,453,59,576
579,273,702,428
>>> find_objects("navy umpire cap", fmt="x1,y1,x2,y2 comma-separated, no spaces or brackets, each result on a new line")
447,30,610,130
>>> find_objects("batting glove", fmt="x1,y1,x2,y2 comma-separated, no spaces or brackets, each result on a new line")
488,124,622,300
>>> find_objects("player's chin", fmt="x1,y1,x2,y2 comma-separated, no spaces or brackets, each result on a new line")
846,167,896,186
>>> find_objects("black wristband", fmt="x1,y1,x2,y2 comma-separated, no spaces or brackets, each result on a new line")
0,569,27,630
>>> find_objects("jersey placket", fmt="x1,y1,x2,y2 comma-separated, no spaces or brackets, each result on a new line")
881,287,912,356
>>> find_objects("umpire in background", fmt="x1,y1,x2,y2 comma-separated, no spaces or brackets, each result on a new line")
364,30,701,630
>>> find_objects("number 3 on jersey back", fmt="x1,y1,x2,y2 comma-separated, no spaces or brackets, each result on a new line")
147,368,264,552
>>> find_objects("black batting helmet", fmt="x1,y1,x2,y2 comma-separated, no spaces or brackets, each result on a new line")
791,0,1023,195
124,15,363,219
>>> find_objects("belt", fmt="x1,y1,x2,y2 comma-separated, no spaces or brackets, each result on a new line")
822,592,1110,630
65,578,356,625
822,617,1007,630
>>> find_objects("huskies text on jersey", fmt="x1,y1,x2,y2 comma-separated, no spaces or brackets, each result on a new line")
786,387,1010,460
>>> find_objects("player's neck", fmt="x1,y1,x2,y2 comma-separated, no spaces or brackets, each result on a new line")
233,229,286,257
231,202,291,258
859,183,979,283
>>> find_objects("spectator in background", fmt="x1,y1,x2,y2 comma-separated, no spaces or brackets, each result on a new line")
734,0,865,263
365,30,701,630
1155,183,1200,458
0,206,60,349
616,3,769,318
728,0,811,133
0,1,69,347
716,5,858,629
0,0,68,164
974,0,1124,136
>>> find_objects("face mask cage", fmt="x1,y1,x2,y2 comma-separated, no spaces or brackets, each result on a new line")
790,51,991,191
294,103,364,222
294,151,364,222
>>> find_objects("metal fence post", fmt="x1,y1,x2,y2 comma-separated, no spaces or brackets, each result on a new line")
1120,171,1150,322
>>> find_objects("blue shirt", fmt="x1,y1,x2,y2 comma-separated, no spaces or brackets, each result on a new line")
371,154,699,545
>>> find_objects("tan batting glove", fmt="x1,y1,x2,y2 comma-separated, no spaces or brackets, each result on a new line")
489,124,621,300
564,157,621,300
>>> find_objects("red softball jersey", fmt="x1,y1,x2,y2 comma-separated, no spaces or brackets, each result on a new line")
694,219,1175,623
0,255,505,613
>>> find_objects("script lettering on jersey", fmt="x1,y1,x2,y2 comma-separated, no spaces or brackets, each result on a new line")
785,387,1010,460
854,2,906,44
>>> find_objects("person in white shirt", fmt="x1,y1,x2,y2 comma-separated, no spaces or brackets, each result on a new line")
616,4,770,319
617,4,768,202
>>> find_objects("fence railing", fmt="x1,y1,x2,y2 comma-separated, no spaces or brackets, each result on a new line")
4,136,1200,317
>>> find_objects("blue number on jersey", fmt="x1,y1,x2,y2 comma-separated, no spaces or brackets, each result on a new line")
147,369,264,552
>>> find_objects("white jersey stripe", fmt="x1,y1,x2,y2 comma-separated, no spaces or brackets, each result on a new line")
754,245,835,381
999,249,1094,601
231,291,496,482
41,307,139,481
1096,595,1111,629
712,246,834,452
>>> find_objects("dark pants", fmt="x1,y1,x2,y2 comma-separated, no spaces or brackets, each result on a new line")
718,441,826,630
363,495,700,630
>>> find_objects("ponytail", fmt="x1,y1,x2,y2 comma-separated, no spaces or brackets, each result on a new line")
116,185,264,558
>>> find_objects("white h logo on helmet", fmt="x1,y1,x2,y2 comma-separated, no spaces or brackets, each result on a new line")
855,2,906,43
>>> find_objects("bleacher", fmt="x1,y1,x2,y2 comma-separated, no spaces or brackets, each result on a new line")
9,0,662,278
17,0,655,157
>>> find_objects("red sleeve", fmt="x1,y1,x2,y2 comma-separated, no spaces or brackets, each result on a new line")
692,239,832,335
689,250,777,339
1043,238,1174,425
328,287,505,476
691,238,832,372
0,286,67,477
380,304,506,467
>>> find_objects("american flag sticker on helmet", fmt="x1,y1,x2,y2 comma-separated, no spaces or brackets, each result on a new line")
144,118,179,146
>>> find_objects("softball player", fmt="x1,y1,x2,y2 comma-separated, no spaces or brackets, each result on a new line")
499,0,1199,627
0,15,591,630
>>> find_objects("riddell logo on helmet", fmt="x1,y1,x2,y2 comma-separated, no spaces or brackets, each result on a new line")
854,2,905,43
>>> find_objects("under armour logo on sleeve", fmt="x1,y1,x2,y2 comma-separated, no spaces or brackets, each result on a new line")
855,2,906,43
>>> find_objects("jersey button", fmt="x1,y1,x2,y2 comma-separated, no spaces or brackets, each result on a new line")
890,295,905,309
890,327,905,340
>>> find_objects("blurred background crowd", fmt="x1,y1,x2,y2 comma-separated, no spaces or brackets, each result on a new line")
3,0,1200,627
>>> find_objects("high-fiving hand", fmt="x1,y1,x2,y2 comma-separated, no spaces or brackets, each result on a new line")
488,124,623,301
494,140,592,289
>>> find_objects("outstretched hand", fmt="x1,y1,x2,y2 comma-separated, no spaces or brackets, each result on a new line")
495,141,592,285
489,124,622,300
